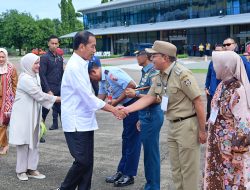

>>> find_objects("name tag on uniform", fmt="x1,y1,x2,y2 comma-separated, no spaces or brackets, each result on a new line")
209,108,219,124
161,95,169,111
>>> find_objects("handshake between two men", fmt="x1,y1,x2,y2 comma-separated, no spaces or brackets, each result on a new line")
111,106,129,120
106,87,134,120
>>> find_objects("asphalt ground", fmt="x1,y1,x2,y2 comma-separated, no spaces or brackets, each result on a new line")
0,56,208,190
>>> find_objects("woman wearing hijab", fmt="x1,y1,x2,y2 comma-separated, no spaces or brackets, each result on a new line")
0,48,17,155
204,51,250,189
9,53,60,181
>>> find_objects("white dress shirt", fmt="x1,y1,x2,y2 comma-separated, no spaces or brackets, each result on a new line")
61,53,106,132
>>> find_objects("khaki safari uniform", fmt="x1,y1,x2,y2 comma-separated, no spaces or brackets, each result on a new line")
148,62,201,190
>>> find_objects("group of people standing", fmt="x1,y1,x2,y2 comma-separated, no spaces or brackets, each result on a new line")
0,35,63,180
204,37,250,190
0,30,250,190
188,42,211,57
205,38,250,120
58,32,207,190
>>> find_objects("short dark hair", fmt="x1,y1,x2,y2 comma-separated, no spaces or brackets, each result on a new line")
88,62,100,73
168,56,176,63
135,50,151,60
73,31,95,50
48,35,59,42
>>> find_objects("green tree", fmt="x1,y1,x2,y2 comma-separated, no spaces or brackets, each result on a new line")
68,0,77,30
53,18,63,36
1,10,37,55
34,19,57,49
0,14,4,46
59,0,83,35
59,0,69,33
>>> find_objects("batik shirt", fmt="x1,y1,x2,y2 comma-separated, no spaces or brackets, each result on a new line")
204,78,250,190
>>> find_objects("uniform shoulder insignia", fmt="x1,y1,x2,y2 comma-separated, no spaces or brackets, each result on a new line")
174,66,183,76
149,71,158,78
110,73,118,81
180,74,188,81
151,76,156,82
155,72,160,76
104,70,109,75
179,68,191,81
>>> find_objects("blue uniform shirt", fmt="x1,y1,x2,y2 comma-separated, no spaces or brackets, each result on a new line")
205,61,221,96
138,63,160,111
99,67,134,104
138,63,158,94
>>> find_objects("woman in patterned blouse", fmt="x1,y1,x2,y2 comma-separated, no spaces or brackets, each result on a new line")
204,51,250,190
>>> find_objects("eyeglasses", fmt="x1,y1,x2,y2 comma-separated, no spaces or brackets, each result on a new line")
223,43,234,47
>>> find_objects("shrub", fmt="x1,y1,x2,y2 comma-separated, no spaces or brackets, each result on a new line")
177,54,188,59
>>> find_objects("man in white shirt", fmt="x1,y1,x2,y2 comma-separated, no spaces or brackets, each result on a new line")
58,31,126,190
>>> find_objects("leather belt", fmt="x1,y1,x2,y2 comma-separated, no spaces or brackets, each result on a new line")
171,114,197,123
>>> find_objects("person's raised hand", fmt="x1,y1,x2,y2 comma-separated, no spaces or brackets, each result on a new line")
56,96,61,103
125,88,136,98
48,91,54,95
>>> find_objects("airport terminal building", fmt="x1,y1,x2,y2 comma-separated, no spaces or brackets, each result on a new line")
62,0,250,55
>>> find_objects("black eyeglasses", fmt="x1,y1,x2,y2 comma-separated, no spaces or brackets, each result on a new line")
223,43,234,47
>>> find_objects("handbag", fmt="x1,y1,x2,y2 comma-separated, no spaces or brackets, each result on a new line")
39,121,47,140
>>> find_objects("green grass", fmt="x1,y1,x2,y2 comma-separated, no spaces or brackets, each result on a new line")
99,54,122,59
177,54,188,59
190,69,208,73
63,54,72,58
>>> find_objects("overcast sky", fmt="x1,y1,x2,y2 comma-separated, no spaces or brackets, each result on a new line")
0,0,101,19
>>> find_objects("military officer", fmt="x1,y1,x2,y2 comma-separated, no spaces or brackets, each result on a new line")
88,63,141,187
122,41,207,190
125,50,163,190
88,56,101,96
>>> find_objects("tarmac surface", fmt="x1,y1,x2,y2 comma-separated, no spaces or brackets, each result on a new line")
0,56,209,190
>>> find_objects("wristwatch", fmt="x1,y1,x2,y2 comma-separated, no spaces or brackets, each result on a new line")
135,91,140,97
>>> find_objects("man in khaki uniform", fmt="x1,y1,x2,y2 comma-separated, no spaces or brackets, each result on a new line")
122,40,207,190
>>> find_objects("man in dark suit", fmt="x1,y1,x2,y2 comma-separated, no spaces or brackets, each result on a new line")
39,35,64,132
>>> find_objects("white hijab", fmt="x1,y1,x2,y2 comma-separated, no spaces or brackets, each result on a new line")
212,51,250,108
20,53,40,85
0,48,9,74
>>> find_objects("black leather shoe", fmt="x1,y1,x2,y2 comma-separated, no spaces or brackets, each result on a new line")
105,172,123,183
40,137,45,143
49,124,58,130
114,175,134,187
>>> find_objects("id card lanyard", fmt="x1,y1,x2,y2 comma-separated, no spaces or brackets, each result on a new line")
160,63,176,111
209,84,226,124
